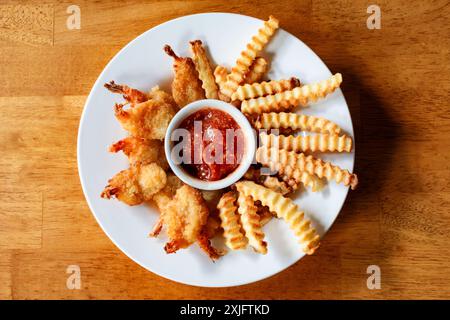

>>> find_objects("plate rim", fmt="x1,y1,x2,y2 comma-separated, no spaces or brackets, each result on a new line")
77,12,355,288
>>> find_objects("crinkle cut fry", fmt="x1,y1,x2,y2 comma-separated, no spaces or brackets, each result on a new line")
241,73,343,114
237,193,267,254
235,181,320,254
256,146,358,190
232,77,301,100
244,57,268,84
190,40,219,99
221,16,279,98
214,65,230,102
257,157,321,192
260,132,353,152
217,192,247,250
254,112,342,135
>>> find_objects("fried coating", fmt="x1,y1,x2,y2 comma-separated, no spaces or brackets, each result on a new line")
236,181,320,254
190,40,219,99
104,80,148,104
163,185,209,253
101,163,167,206
149,173,185,238
260,132,353,153
109,137,169,170
147,85,178,107
254,112,343,135
152,173,184,210
241,73,343,114
244,57,268,84
164,45,205,107
114,96,176,140
221,16,279,98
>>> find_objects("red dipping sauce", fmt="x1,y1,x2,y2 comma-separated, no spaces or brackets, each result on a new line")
178,108,244,181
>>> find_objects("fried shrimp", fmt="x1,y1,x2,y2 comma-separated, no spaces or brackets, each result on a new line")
164,45,206,107
114,95,176,140
101,163,167,206
163,185,209,253
109,137,168,170
149,174,185,238
104,80,148,104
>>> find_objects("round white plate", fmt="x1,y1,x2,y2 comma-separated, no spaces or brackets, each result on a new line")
78,13,354,287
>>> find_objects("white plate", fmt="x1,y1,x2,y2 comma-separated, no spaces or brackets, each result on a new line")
78,13,354,287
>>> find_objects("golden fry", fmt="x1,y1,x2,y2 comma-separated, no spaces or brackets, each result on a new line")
255,112,343,134
190,40,219,99
237,193,267,254
244,57,268,84
260,132,353,152
221,16,279,98
241,73,343,114
232,77,300,100
217,192,247,250
256,146,358,190
236,181,320,255
164,45,205,107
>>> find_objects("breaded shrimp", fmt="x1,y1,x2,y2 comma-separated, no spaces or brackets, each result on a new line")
109,136,168,170
114,96,176,140
101,163,167,206
104,80,148,104
164,45,205,107
163,185,209,253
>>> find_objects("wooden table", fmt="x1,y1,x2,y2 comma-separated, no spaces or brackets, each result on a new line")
1,0,449,300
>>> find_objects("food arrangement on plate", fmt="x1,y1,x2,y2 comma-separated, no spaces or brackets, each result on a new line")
100,16,358,261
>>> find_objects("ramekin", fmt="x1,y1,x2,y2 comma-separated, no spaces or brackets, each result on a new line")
164,99,256,191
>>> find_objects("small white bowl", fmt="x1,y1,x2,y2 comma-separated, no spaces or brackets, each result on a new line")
164,99,256,191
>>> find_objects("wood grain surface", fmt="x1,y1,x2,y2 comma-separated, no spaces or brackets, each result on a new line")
0,0,449,300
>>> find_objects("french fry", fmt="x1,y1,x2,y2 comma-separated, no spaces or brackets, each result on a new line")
232,77,300,101
221,16,279,98
260,132,353,152
262,176,293,195
235,181,320,255
190,40,219,99
217,192,247,250
257,206,275,226
256,146,358,190
244,57,268,84
214,65,231,101
237,193,268,254
241,73,343,114
254,112,342,135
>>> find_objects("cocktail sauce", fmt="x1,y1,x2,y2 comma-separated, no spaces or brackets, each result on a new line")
178,108,244,181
